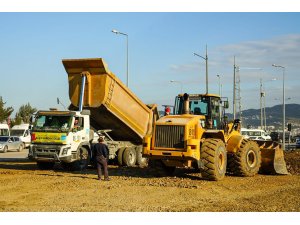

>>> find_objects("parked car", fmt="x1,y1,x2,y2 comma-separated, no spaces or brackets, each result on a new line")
0,136,24,153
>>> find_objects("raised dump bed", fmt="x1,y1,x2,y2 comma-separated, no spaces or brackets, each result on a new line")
62,58,156,144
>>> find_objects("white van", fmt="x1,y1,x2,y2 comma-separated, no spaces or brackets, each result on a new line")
0,124,10,136
10,124,31,148
241,128,271,141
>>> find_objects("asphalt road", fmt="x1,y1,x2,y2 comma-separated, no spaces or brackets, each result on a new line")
0,148,29,160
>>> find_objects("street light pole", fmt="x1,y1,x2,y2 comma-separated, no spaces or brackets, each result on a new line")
112,29,129,87
170,80,183,93
194,45,208,94
272,64,286,151
217,75,221,96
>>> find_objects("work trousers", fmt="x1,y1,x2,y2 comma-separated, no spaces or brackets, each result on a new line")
96,155,109,179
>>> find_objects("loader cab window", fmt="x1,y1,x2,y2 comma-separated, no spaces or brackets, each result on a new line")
174,96,208,115
173,95,221,129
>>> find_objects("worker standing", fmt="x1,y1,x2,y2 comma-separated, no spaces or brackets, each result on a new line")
93,137,111,181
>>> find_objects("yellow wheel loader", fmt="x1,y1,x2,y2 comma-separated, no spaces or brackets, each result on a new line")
143,93,288,181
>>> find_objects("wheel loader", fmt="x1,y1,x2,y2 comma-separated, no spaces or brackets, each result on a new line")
143,93,289,181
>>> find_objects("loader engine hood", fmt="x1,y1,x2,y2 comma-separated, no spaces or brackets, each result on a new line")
152,114,205,150
156,114,205,126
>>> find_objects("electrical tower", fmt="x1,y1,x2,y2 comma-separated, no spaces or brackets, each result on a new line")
233,57,242,124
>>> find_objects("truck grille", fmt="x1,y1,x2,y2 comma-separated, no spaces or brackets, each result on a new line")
154,125,184,149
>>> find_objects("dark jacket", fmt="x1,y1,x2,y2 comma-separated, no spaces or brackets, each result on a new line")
93,142,109,159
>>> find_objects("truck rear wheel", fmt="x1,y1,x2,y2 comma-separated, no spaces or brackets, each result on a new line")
70,147,90,171
117,147,126,166
36,162,55,170
123,147,137,167
232,139,261,177
200,138,227,181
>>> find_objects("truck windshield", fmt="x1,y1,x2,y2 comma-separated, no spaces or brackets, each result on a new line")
33,115,72,132
10,129,25,136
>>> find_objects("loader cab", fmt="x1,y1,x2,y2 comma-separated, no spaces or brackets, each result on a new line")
174,94,223,129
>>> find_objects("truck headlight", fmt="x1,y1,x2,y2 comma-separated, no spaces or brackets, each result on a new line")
62,147,71,155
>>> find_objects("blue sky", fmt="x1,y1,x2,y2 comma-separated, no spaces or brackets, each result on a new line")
1,12,300,116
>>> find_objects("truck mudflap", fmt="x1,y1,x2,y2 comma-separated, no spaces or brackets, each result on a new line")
255,140,289,175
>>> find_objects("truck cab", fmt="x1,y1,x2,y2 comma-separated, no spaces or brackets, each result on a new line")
29,109,93,170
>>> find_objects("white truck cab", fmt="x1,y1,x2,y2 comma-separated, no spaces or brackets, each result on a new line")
10,124,31,147
0,124,10,136
29,109,93,170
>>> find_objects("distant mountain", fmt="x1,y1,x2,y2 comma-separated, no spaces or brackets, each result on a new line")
227,104,300,129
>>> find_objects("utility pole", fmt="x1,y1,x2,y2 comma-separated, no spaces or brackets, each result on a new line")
260,78,263,129
233,56,236,120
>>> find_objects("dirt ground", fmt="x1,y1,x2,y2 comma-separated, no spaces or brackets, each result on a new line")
0,150,299,212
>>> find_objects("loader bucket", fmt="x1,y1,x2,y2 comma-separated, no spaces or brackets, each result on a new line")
256,140,289,175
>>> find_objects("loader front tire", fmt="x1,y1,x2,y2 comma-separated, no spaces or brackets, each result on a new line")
232,140,261,177
200,138,227,181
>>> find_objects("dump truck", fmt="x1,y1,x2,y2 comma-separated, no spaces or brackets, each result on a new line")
29,58,158,170
143,93,289,181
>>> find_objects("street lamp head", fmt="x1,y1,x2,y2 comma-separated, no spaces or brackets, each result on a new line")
272,64,285,69
170,80,175,83
112,29,119,34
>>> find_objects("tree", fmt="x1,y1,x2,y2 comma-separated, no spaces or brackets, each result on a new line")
17,103,37,123
0,96,14,123
10,113,22,127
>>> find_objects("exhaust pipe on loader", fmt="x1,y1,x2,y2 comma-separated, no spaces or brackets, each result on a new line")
183,93,190,114
256,140,289,175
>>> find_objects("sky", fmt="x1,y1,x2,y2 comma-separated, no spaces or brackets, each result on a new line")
0,12,300,117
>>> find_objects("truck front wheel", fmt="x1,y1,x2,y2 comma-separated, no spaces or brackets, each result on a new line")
71,147,90,171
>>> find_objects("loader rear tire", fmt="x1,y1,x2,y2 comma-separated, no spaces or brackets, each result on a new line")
232,140,261,177
200,138,227,181
123,147,137,167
